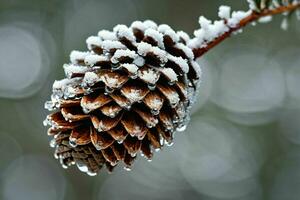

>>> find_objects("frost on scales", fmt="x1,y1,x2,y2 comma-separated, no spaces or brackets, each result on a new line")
138,68,160,85
84,54,109,66
98,30,117,41
144,28,165,49
167,55,189,73
174,43,194,59
143,20,158,29
158,24,180,43
111,49,138,64
44,19,201,175
158,68,178,83
101,40,126,52
113,24,136,42
131,21,147,32
86,36,102,50
70,51,89,64
121,63,138,74
63,64,89,79
83,72,99,87
176,31,190,44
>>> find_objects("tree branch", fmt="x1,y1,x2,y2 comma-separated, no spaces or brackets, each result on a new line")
193,2,300,59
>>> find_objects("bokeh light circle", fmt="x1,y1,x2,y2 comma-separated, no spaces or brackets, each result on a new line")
1,155,67,200
177,115,264,198
0,25,49,98
212,46,285,113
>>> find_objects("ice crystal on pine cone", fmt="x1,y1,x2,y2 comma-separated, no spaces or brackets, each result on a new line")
44,20,201,175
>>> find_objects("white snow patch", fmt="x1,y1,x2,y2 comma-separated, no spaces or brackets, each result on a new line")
144,28,165,49
101,40,126,51
133,56,145,67
86,36,102,50
174,43,194,59
84,54,109,66
52,78,81,93
158,68,178,82
98,30,117,41
210,20,229,38
70,51,89,64
51,77,82,100
193,28,205,44
151,46,168,64
158,24,179,42
83,72,99,86
121,63,139,74
137,42,152,55
138,68,160,85
113,24,135,42
63,86,78,98
188,8,252,50
187,37,202,49
218,5,231,19
228,10,251,28
63,64,88,78
195,19,229,43
111,49,138,64
122,88,143,103
143,20,158,29
53,79,72,90
199,16,212,30
191,61,202,79
167,55,189,73
177,31,190,43
150,97,163,108
130,21,147,31
193,15,230,46
137,42,167,64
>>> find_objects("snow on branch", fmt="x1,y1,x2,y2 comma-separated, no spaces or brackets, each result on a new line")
191,0,300,59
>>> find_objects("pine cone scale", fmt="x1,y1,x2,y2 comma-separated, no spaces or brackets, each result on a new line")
90,129,114,150
107,124,127,142
111,143,126,161
69,125,91,146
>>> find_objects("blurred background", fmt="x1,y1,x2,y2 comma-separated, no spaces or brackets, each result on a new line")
0,0,299,199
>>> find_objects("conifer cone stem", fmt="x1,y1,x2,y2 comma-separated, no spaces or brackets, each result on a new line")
192,2,300,59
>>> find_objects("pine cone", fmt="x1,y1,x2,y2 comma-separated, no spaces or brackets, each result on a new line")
44,20,201,176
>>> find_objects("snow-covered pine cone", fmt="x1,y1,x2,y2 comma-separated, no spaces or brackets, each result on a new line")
44,20,201,176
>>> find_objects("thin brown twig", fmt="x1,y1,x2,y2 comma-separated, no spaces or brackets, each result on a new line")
193,2,300,59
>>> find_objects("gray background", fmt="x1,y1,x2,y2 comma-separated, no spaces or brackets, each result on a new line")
0,0,300,199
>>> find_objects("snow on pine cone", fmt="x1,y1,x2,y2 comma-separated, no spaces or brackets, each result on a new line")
44,20,201,176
